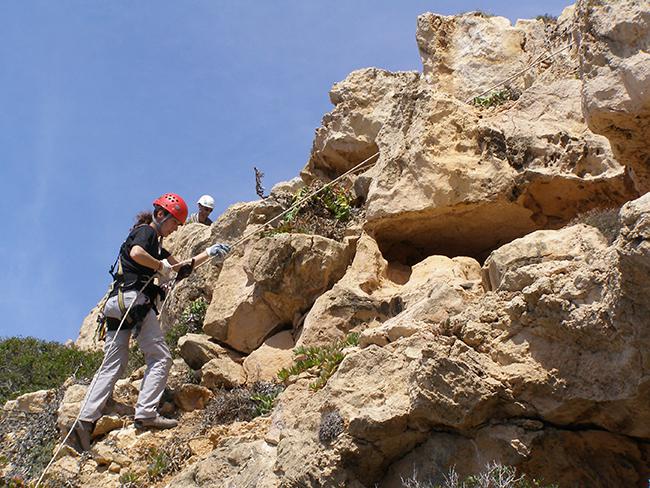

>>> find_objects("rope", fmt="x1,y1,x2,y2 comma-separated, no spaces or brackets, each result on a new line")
464,42,574,104
216,151,381,254
157,151,381,314
35,276,154,487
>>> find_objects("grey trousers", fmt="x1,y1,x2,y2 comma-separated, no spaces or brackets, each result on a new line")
78,290,172,422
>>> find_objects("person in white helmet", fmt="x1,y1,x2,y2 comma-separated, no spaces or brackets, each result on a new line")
188,195,215,225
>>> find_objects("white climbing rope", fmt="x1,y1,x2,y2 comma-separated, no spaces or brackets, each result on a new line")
38,152,383,485
464,42,574,104
35,276,154,488
157,150,382,313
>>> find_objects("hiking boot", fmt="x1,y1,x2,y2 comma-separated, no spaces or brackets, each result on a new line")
134,415,178,430
73,420,94,452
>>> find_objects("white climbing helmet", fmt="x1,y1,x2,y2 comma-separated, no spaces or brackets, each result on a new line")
197,194,215,209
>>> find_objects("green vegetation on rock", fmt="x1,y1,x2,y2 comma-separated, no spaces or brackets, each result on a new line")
277,333,359,390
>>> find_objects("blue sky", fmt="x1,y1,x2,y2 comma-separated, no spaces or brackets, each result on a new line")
0,1,573,344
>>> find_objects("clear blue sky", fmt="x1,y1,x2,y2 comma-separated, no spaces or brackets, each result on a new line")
0,1,573,344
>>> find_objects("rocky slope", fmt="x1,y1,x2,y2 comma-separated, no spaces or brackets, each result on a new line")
3,1,649,487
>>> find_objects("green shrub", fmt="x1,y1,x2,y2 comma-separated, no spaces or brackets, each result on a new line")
471,87,520,108
266,183,355,240
119,470,142,487
0,387,64,484
250,382,283,417
144,439,190,482
277,333,359,391
536,14,557,23
146,448,171,480
0,337,103,406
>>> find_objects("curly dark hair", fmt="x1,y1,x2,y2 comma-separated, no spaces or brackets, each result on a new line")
132,211,153,229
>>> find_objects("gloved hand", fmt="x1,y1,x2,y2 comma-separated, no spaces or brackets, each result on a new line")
157,258,174,282
176,258,195,282
206,243,231,263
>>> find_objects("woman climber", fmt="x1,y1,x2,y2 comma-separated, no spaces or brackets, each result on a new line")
72,193,230,452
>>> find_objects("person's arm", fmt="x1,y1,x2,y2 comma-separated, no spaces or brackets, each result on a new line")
172,244,230,279
130,245,164,271
171,250,209,271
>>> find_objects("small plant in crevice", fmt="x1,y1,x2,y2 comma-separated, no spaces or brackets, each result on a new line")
318,410,344,444
400,462,558,488
277,333,359,391
536,14,558,23
201,382,284,430
165,297,208,358
566,207,621,244
119,470,142,487
250,382,284,417
264,182,360,241
142,437,190,483
471,86,521,108
146,447,171,481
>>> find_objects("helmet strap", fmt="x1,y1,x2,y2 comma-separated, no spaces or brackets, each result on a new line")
152,209,172,235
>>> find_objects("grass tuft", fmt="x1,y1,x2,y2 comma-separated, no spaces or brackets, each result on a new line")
277,333,359,391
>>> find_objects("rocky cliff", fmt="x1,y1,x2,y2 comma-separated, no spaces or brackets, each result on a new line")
4,1,650,487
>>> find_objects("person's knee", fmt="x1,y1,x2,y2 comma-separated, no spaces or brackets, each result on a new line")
145,341,172,370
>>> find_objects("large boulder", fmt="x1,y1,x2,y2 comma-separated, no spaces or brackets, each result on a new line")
416,12,545,101
203,233,355,353
577,0,650,192
200,356,246,390
178,333,242,370
190,194,650,487
304,52,636,263
243,331,295,384
298,233,481,347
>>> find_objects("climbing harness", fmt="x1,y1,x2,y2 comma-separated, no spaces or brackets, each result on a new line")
95,227,164,342
36,275,154,488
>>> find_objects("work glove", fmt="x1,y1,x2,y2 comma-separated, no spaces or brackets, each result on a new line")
157,258,174,282
206,243,231,263
176,258,195,282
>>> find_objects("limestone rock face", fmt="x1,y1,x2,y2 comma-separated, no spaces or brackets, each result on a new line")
168,438,279,488
577,0,650,192
304,51,636,263
298,233,481,347
416,12,539,101
178,333,241,371
74,305,102,351
203,234,354,353
65,4,650,487
303,68,419,179
200,356,246,390
243,331,295,383
185,194,650,488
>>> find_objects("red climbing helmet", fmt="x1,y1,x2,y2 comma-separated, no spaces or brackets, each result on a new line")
153,193,188,223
